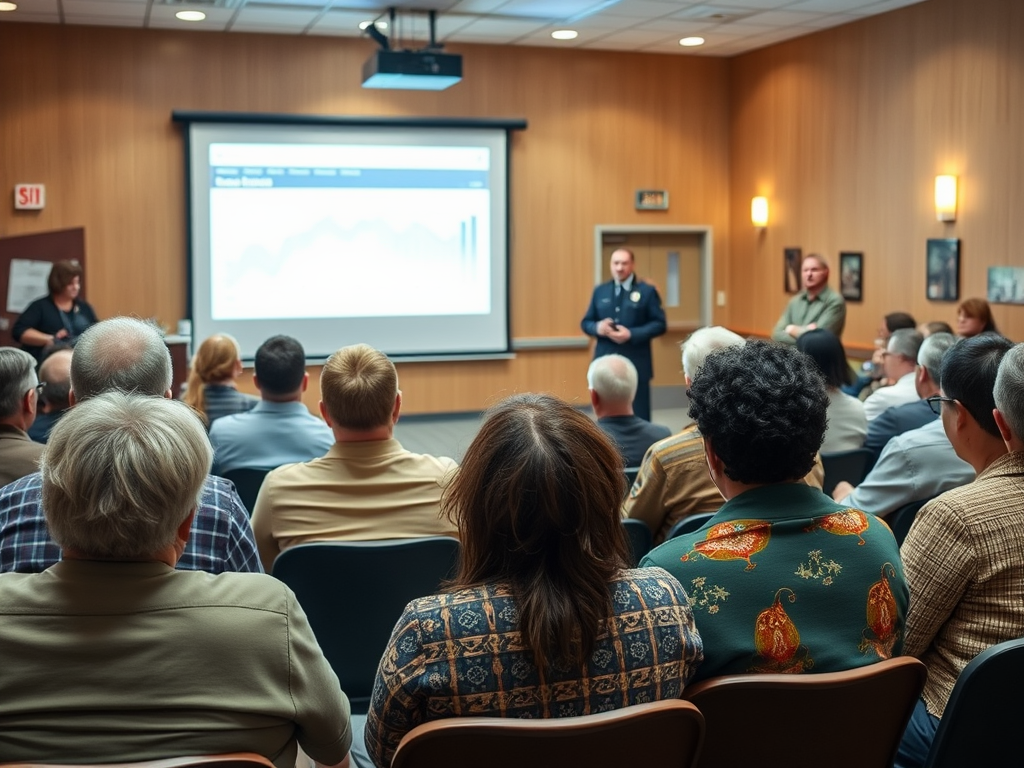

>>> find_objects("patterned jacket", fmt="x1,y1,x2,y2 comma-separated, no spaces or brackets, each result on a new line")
642,483,907,682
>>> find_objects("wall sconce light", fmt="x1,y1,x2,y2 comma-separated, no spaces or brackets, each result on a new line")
751,196,769,228
935,175,957,222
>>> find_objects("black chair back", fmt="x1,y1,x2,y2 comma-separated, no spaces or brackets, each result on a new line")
622,518,653,566
924,636,1024,768
220,467,271,516
272,537,460,714
667,512,716,540
821,448,874,496
887,497,933,546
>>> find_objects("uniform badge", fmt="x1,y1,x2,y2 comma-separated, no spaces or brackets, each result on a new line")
630,290,641,302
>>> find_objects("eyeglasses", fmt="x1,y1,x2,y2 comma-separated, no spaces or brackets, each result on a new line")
32,382,46,396
927,395,957,415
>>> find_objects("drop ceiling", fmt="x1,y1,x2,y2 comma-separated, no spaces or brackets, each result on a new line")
1,0,928,57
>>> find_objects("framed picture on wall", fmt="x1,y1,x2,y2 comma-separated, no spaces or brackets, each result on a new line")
784,247,802,294
926,238,960,301
839,252,863,302
987,266,1024,305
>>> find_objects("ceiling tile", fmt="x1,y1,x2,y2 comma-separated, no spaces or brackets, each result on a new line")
784,0,878,11
62,0,145,18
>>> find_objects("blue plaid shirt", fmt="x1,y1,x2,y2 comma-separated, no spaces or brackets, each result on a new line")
0,472,263,574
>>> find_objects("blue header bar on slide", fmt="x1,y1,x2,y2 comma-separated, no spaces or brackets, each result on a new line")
211,166,488,189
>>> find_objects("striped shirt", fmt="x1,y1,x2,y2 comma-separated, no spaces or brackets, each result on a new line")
0,472,263,575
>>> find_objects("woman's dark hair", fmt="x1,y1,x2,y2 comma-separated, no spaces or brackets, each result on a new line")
957,298,998,335
796,328,853,388
47,260,83,296
443,393,631,669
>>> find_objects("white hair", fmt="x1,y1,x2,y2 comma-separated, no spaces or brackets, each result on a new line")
0,347,38,418
71,317,172,399
587,354,638,403
994,344,1024,442
681,327,746,380
41,392,211,559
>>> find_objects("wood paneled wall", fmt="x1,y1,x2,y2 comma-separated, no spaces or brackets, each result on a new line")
0,23,731,413
726,0,1024,346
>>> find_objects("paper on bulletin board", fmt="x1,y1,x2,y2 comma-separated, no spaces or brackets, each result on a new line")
7,259,52,314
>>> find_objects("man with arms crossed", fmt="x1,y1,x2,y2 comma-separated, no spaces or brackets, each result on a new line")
895,334,1022,768
581,248,666,421
771,254,846,344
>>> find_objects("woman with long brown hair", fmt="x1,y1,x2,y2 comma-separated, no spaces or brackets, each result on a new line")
182,333,258,427
956,297,999,338
363,393,703,768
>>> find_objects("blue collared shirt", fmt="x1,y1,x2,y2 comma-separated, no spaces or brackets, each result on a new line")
0,472,263,574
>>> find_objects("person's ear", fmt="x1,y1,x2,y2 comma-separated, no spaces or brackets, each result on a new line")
589,388,600,410
301,371,309,392
994,408,1014,445
68,389,77,407
319,400,333,427
393,391,402,424
253,375,262,393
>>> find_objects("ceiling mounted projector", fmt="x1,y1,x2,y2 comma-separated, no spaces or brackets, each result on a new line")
362,8,462,91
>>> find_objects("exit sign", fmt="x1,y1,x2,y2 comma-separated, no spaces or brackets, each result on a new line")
14,184,45,210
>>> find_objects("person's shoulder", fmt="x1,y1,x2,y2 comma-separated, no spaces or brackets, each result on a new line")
649,426,705,465
171,568,294,612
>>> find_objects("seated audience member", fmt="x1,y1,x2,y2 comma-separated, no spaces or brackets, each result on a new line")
27,346,73,444
0,393,352,766
956,297,998,338
832,423,974,519
626,327,824,545
796,328,867,452
843,312,917,398
862,329,924,421
182,333,259,426
0,317,260,575
588,353,671,467
919,320,953,337
642,341,907,682
210,335,333,475
363,394,703,768
252,343,458,572
861,332,956,466
896,334,1021,768
0,347,44,486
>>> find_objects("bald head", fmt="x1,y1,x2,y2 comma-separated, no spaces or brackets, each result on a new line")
70,317,172,401
38,348,74,412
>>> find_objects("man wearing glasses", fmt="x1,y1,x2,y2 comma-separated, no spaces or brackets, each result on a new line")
832,344,975,518
862,328,924,422
896,333,1021,768
0,348,44,486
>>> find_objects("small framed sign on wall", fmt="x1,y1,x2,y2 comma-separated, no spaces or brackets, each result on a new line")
635,189,669,210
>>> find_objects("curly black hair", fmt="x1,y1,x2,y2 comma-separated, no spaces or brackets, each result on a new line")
687,340,829,485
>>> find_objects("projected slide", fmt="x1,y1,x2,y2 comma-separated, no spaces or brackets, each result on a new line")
208,144,491,320
182,119,517,360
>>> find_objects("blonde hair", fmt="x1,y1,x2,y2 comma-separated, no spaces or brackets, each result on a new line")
183,334,242,422
42,392,211,559
320,344,397,431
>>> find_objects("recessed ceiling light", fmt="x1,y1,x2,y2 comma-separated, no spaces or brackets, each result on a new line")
680,36,705,47
551,29,578,40
176,9,206,20
0,2,18,11
359,20,388,30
